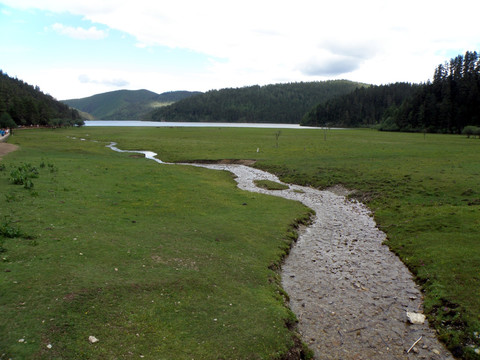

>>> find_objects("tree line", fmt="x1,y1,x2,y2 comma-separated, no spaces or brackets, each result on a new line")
0,70,83,129
148,80,366,123
301,51,480,133
301,83,421,127
389,51,480,133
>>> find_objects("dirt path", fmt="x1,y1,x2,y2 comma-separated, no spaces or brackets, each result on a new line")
0,142,18,160
192,163,453,360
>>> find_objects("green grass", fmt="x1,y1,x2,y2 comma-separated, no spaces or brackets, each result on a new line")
2,127,480,359
254,180,289,191
0,129,312,359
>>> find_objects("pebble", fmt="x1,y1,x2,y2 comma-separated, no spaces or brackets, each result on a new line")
88,336,99,343
407,311,426,324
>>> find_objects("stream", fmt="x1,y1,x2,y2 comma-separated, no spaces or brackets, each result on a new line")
107,142,453,360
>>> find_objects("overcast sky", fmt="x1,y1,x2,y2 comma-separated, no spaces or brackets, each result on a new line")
1,0,479,100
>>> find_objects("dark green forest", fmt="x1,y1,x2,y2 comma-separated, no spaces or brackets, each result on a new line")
389,51,480,133
149,80,367,123
301,83,421,127
0,70,82,128
302,51,480,133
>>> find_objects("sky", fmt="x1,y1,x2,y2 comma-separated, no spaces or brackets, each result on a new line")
1,1,479,100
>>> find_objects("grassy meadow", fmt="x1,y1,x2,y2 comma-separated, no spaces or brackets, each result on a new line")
1,126,479,359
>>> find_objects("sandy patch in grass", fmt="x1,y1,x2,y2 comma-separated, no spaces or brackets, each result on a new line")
0,142,18,160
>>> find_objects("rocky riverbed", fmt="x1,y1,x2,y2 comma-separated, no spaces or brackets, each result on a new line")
106,141,453,360
193,163,453,360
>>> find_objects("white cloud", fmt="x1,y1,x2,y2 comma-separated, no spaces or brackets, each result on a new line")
300,56,363,77
2,0,480,98
51,23,107,40
78,73,129,87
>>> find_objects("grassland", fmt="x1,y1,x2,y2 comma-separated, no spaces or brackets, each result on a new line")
0,129,312,359
1,127,479,359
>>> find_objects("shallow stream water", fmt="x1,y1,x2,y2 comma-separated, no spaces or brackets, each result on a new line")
107,143,453,360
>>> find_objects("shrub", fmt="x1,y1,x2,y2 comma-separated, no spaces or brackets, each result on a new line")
462,126,480,138
9,163,39,187
0,217,28,253
0,217,22,238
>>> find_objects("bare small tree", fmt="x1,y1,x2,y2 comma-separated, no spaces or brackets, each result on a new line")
274,130,281,148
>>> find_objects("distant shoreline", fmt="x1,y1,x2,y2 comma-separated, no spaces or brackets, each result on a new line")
84,120,326,129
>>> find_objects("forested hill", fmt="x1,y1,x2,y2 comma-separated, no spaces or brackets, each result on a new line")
63,89,202,120
389,51,480,133
301,83,421,127
301,50,480,134
0,70,82,128
148,80,367,123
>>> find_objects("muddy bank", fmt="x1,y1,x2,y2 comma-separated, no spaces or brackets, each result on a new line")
192,163,453,360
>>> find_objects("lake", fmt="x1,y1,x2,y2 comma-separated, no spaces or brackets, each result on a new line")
84,120,321,129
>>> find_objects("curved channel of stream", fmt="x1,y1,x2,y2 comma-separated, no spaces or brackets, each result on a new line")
107,142,453,360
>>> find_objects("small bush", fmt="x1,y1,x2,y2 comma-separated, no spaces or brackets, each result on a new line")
0,217,30,252
462,126,480,138
9,163,39,187
23,179,34,189
0,217,22,238
4,194,16,203
47,163,57,173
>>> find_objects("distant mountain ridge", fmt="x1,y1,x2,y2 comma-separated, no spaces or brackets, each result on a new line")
62,89,202,120
148,80,368,124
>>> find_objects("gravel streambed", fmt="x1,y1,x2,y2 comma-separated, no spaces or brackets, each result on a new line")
106,142,453,360
193,163,453,360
